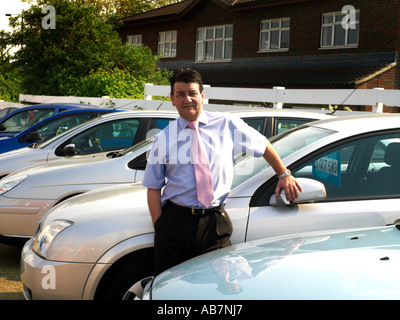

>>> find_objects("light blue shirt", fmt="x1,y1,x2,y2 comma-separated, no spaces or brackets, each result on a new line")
142,111,268,208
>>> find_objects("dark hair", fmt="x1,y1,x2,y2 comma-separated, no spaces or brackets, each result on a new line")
170,68,204,95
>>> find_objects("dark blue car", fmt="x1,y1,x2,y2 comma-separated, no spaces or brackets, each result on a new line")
0,103,100,139
0,107,120,154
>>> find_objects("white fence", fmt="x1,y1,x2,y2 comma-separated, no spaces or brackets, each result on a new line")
19,84,400,113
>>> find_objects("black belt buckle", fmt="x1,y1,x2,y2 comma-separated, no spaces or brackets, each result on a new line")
167,200,222,216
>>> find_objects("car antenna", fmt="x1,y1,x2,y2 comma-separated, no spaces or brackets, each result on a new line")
326,87,357,115
156,101,164,110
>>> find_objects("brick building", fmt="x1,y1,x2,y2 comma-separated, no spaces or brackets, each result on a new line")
117,0,399,93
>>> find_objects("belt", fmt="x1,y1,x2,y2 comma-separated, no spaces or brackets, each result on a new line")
166,200,224,215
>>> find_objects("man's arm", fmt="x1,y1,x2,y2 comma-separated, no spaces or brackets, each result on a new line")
147,188,162,226
262,141,302,201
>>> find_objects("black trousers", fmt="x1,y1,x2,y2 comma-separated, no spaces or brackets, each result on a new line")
153,200,233,275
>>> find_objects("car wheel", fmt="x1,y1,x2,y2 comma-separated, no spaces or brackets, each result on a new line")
122,276,153,300
95,250,153,300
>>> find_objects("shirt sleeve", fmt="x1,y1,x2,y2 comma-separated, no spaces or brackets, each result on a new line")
229,114,268,158
142,134,166,190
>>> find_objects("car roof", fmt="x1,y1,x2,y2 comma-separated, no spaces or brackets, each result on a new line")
16,107,118,132
229,109,332,119
97,109,179,118
308,113,400,134
5,103,95,111
99,108,331,118
0,103,97,122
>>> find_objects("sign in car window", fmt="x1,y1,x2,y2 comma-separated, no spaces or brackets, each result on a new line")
312,152,341,186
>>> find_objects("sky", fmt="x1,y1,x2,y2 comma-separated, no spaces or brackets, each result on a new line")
0,0,31,32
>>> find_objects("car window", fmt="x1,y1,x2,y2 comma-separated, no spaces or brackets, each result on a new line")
146,118,175,139
58,118,140,155
0,107,17,119
128,118,175,170
25,113,100,142
242,118,265,134
292,132,400,200
232,125,335,189
0,109,8,119
1,108,55,133
274,118,313,135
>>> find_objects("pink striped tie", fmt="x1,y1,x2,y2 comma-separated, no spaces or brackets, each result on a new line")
188,121,214,208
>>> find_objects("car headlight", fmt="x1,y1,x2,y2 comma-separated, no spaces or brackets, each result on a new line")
0,175,28,196
32,219,73,258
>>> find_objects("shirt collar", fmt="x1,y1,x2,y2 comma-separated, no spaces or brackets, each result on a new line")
178,110,209,129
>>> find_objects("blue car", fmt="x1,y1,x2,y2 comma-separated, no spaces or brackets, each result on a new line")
0,107,119,154
0,103,99,138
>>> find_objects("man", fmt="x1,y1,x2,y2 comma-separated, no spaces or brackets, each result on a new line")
142,69,302,275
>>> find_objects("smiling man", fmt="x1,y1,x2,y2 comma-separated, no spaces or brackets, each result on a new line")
142,68,302,275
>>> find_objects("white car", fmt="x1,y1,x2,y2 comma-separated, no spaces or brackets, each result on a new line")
0,109,329,179
21,113,400,300
0,110,329,242
0,110,179,179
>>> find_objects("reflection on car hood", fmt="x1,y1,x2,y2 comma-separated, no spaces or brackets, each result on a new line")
151,225,400,300
6,152,111,177
45,183,147,223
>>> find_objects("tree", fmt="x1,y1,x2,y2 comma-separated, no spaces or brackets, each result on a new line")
9,0,172,97
0,31,21,102
26,0,182,19
59,46,172,98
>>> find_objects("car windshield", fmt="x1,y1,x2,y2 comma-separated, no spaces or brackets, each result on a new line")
231,125,335,188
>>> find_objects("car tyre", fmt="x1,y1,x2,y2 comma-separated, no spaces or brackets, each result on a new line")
95,250,153,300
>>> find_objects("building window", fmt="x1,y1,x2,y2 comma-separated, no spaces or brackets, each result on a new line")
158,31,177,58
195,25,233,62
321,10,359,48
126,35,142,47
259,18,290,52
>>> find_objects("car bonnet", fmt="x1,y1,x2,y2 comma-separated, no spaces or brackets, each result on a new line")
151,225,400,300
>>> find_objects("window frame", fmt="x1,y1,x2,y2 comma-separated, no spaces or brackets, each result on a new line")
126,34,142,47
195,24,233,62
320,9,360,49
158,30,177,58
258,17,290,52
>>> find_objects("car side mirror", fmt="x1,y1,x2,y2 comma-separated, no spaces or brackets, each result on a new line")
26,131,43,143
270,178,326,206
63,143,76,156
0,124,6,131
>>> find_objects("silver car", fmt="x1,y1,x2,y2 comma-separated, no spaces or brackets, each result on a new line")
21,114,400,300
0,139,153,240
142,223,400,300
0,110,330,242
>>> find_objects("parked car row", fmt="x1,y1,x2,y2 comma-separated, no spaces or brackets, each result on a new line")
0,109,331,242
0,107,120,154
16,112,400,300
0,103,100,139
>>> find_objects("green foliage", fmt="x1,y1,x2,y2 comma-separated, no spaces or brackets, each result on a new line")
0,69,21,102
0,30,22,102
8,0,172,98
59,46,172,99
